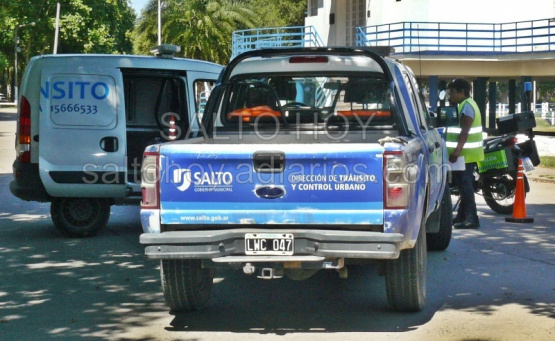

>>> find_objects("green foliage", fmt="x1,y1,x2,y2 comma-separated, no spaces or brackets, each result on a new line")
132,0,306,64
246,0,306,28
0,0,135,84
133,0,260,64
539,156,555,169
1,0,306,78
536,81,555,103
0,55,7,71
535,116,555,132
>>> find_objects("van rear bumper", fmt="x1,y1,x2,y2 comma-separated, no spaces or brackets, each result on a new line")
10,160,51,202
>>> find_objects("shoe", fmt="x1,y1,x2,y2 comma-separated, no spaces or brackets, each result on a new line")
454,221,480,229
453,216,464,224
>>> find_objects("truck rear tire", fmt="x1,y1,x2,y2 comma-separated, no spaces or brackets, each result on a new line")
50,198,110,238
160,259,215,312
427,186,453,251
385,217,427,312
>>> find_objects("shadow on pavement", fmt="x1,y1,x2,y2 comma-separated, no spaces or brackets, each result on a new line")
166,201,555,335
167,266,435,334
0,174,159,340
1,171,554,339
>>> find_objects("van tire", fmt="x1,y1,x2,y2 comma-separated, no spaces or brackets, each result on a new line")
160,259,214,312
51,198,110,238
427,186,453,251
385,215,427,312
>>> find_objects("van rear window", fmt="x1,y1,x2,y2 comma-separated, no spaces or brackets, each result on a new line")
47,75,117,128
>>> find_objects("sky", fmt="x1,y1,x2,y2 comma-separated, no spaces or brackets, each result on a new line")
129,0,150,15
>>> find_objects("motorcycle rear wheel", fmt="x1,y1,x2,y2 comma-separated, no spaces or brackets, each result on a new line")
482,174,527,215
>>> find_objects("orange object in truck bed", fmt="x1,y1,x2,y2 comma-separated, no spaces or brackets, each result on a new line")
227,105,282,122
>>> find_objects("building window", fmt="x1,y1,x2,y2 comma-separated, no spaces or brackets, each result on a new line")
310,0,318,17
346,0,366,46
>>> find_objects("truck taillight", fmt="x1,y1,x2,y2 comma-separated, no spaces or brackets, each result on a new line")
141,152,160,209
17,96,31,163
383,151,413,209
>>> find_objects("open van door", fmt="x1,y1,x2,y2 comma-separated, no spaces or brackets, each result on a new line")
39,68,127,198
186,71,218,131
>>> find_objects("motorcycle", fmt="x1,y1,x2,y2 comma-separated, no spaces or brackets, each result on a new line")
433,91,540,215
450,129,538,214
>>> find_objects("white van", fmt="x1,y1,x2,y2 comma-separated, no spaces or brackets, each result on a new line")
10,46,222,237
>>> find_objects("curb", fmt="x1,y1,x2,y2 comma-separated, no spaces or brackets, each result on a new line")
527,176,555,184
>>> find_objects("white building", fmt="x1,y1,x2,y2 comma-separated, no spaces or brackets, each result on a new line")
305,0,555,47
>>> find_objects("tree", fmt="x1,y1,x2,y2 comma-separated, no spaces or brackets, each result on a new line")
133,0,258,64
537,81,555,103
0,0,135,99
246,0,306,28
55,0,135,54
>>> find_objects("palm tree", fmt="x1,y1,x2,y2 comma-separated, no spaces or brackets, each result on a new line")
133,0,256,64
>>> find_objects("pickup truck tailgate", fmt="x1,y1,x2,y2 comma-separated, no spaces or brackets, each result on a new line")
159,143,384,225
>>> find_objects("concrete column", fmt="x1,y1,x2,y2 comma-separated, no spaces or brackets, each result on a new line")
473,77,488,130
509,79,516,114
428,75,438,112
488,81,497,132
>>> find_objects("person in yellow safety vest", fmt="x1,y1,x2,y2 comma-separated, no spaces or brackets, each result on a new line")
446,78,485,229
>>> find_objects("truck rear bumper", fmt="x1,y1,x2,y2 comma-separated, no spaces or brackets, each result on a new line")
140,229,404,260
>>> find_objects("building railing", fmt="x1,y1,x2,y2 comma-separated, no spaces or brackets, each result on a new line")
357,18,555,54
231,26,325,58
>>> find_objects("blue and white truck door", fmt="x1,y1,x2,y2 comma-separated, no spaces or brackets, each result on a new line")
398,66,444,214
388,66,431,242
38,66,127,198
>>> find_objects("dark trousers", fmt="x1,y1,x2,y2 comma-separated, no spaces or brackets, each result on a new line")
451,162,479,224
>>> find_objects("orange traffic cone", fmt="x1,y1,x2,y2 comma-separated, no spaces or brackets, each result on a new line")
505,158,534,223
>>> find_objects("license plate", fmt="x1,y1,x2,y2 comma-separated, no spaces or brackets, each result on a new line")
245,233,294,255
522,157,535,172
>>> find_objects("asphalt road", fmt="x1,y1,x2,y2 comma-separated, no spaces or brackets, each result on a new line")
0,107,554,340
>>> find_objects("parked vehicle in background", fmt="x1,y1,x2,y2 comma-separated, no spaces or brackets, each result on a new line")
139,47,452,313
452,112,540,214
10,45,222,237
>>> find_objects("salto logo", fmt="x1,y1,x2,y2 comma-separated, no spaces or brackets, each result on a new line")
173,169,192,191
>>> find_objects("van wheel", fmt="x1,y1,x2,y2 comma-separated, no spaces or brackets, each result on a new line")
427,186,453,251
385,215,427,312
160,259,215,312
50,198,110,238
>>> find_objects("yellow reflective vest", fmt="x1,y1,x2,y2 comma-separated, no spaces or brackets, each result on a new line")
446,98,484,163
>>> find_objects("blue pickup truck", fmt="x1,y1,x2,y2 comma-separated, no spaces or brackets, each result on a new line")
139,47,452,312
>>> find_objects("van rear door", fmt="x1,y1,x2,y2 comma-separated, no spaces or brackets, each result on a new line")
39,67,127,198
